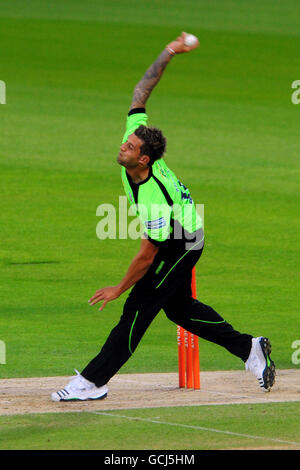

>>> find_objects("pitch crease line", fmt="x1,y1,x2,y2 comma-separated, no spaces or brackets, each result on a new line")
89,411,300,447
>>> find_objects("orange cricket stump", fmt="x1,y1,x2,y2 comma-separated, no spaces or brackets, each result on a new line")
192,333,200,389
191,267,200,389
177,325,186,388
185,330,193,388
177,267,200,389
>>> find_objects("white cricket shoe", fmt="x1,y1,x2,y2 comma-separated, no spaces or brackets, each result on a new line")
51,370,108,402
245,337,276,392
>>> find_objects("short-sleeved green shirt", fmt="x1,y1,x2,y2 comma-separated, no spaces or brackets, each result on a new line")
121,110,203,246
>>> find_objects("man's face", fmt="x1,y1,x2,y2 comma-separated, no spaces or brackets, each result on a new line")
117,133,146,169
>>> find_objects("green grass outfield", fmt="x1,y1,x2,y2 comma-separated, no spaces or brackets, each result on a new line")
1,0,300,451
1,403,300,451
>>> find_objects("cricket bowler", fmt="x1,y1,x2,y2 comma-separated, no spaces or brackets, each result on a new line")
52,33,275,402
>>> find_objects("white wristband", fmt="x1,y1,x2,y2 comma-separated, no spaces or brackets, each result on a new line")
166,47,176,56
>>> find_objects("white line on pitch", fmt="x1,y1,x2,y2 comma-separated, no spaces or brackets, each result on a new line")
89,411,300,448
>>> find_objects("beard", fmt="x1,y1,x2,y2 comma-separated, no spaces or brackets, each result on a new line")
117,152,139,169
117,152,126,166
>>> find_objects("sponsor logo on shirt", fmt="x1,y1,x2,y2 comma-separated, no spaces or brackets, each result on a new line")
145,217,166,230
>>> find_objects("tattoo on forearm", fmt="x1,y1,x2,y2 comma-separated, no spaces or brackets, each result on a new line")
131,49,172,108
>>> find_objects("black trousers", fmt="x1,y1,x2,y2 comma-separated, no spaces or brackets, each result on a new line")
82,233,253,387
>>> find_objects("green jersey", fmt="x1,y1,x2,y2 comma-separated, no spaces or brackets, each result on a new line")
121,110,203,246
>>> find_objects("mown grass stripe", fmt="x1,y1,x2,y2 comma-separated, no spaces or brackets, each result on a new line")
90,411,300,447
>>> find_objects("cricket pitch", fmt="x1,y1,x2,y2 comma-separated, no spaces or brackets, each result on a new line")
0,369,299,416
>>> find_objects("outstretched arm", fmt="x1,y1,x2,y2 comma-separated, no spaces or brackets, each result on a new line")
88,237,158,311
130,32,199,111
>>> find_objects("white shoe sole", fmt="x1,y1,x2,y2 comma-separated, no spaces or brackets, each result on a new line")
51,387,108,402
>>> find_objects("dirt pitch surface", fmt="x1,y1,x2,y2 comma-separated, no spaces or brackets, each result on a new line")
0,369,299,416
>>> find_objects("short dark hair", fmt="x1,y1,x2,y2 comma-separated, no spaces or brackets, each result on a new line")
134,125,167,165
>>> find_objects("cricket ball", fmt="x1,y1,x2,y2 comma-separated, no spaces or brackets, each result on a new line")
184,34,199,47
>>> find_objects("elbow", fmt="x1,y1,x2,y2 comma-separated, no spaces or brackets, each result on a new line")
140,255,156,268
139,250,158,267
